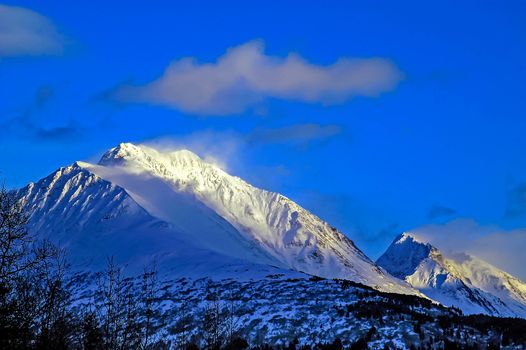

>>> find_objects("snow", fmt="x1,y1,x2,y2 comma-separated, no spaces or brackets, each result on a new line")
12,141,526,328
14,142,417,296
68,273,449,348
14,162,291,278
94,143,419,294
377,232,526,318
80,161,279,267
376,233,435,279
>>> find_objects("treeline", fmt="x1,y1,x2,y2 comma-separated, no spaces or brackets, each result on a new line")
333,291,526,348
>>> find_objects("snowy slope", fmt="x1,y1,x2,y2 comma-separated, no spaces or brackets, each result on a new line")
13,162,298,279
377,233,526,318
70,273,463,349
14,162,163,269
13,142,417,295
91,143,416,294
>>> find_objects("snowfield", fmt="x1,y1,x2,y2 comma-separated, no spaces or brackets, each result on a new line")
12,142,526,328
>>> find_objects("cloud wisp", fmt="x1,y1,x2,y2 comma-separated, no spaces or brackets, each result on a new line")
0,85,80,143
0,4,63,57
141,123,342,170
0,114,81,143
427,204,457,221
115,40,403,115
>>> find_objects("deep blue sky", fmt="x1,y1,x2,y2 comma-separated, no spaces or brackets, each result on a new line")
1,1,526,262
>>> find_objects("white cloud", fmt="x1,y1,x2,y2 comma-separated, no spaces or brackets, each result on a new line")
411,219,526,281
0,4,63,56
115,40,403,115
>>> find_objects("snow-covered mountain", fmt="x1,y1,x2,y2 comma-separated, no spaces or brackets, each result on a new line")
14,143,416,295
377,233,526,318
14,161,286,279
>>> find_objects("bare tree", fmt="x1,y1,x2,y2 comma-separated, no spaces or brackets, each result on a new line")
140,262,159,349
96,257,141,350
0,182,66,348
34,246,76,349
174,295,194,349
224,287,241,346
0,184,55,281
202,284,225,350
81,306,104,350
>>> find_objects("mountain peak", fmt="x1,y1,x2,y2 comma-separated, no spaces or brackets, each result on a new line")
394,232,430,246
98,142,144,166
376,232,435,279
98,142,203,169
378,231,526,317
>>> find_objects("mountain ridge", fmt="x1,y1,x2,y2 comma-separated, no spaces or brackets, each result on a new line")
91,143,417,293
13,143,526,317
13,143,417,295
377,232,526,318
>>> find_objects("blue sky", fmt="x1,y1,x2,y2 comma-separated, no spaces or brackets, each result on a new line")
1,1,526,274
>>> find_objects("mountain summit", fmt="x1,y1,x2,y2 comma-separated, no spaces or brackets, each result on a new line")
15,143,416,295
377,233,526,318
